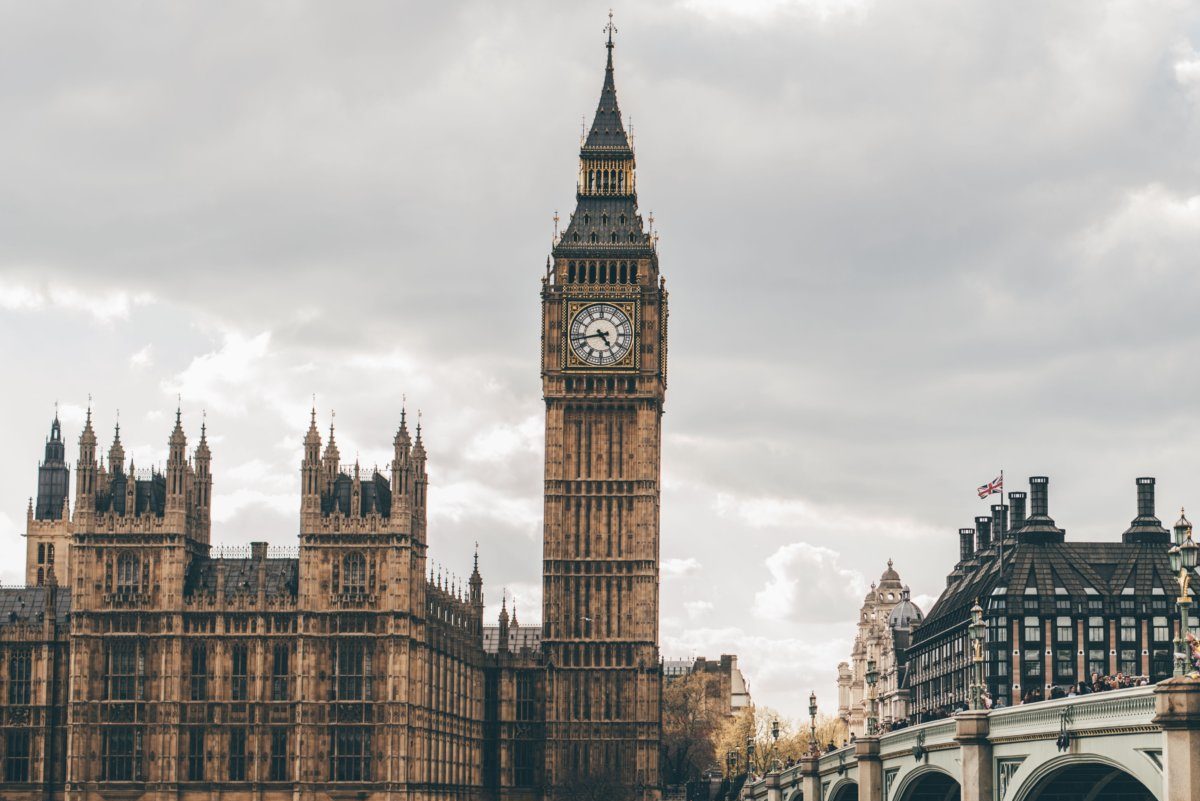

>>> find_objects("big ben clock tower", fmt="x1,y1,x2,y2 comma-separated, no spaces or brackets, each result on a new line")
540,19,665,799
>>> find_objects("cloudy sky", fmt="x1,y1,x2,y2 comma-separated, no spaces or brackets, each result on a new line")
4,0,1200,721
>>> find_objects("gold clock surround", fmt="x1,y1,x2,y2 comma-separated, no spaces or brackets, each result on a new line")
562,298,639,371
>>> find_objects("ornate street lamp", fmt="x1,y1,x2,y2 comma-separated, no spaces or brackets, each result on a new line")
746,737,756,776
726,748,737,778
808,691,819,756
1171,509,1198,677
969,599,985,710
865,659,879,736
770,717,781,771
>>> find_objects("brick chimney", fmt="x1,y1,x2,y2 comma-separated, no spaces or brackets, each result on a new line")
975,516,992,552
958,527,975,562
1122,477,1169,545
990,504,1009,541
1017,476,1064,544
1009,492,1027,532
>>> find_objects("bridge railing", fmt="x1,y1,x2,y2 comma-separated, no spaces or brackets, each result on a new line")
987,683,1156,740
878,717,957,756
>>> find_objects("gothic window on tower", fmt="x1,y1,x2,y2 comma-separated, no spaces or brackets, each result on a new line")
335,641,370,701
228,728,248,781
189,644,208,701
271,643,290,701
186,727,205,781
116,553,140,595
4,729,31,782
230,644,249,701
269,728,290,781
7,648,31,705
513,740,535,788
343,552,367,595
106,642,143,701
102,726,142,782
331,727,371,782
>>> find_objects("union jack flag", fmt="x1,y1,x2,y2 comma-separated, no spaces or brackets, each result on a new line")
978,474,1003,499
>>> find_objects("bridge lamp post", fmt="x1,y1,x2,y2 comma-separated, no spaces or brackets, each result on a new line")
1170,522,1198,676
969,599,985,710
865,659,879,736
770,717,781,771
746,737,756,777
726,748,737,778
808,691,819,756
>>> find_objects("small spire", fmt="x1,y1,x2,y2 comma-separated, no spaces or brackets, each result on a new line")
200,409,207,441
473,542,479,572
175,394,182,425
604,9,617,53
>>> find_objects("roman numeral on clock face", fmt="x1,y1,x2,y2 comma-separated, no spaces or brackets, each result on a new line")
568,302,634,367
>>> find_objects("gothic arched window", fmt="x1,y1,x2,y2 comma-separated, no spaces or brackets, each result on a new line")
116,553,140,594
343,552,367,595
590,233,598,244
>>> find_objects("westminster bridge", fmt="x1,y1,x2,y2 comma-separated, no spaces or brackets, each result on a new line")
743,677,1200,801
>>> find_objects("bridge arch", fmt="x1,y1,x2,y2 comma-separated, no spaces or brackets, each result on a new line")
1012,754,1157,801
828,778,858,801
893,766,961,801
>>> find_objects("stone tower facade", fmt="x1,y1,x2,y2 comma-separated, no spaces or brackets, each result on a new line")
24,413,72,587
539,24,667,797
836,561,923,738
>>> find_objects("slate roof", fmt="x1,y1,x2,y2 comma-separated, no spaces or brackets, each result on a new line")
183,557,299,599
912,539,1177,645
582,41,632,155
0,587,71,627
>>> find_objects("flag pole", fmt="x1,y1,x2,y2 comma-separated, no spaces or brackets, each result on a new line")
998,468,1005,567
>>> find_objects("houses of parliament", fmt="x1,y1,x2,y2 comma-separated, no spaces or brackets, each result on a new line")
0,25,667,801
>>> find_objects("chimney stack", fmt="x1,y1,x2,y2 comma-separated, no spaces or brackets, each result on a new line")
1009,492,1027,531
1122,477,1169,544
975,516,992,552
958,528,975,563
991,504,1009,541
1030,476,1049,517
1018,476,1065,544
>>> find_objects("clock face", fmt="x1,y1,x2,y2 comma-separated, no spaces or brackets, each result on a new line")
569,303,634,367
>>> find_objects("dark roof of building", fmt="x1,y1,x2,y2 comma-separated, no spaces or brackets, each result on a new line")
0,587,71,627
183,557,299,599
912,539,1177,646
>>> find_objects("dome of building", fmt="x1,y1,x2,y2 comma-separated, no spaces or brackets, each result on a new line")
880,558,901,585
888,586,923,629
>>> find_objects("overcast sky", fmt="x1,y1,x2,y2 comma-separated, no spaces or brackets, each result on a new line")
4,0,1200,722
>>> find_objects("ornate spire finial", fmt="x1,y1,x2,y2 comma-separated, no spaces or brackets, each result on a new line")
605,9,617,49
473,541,479,571
176,394,182,424
310,395,317,424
